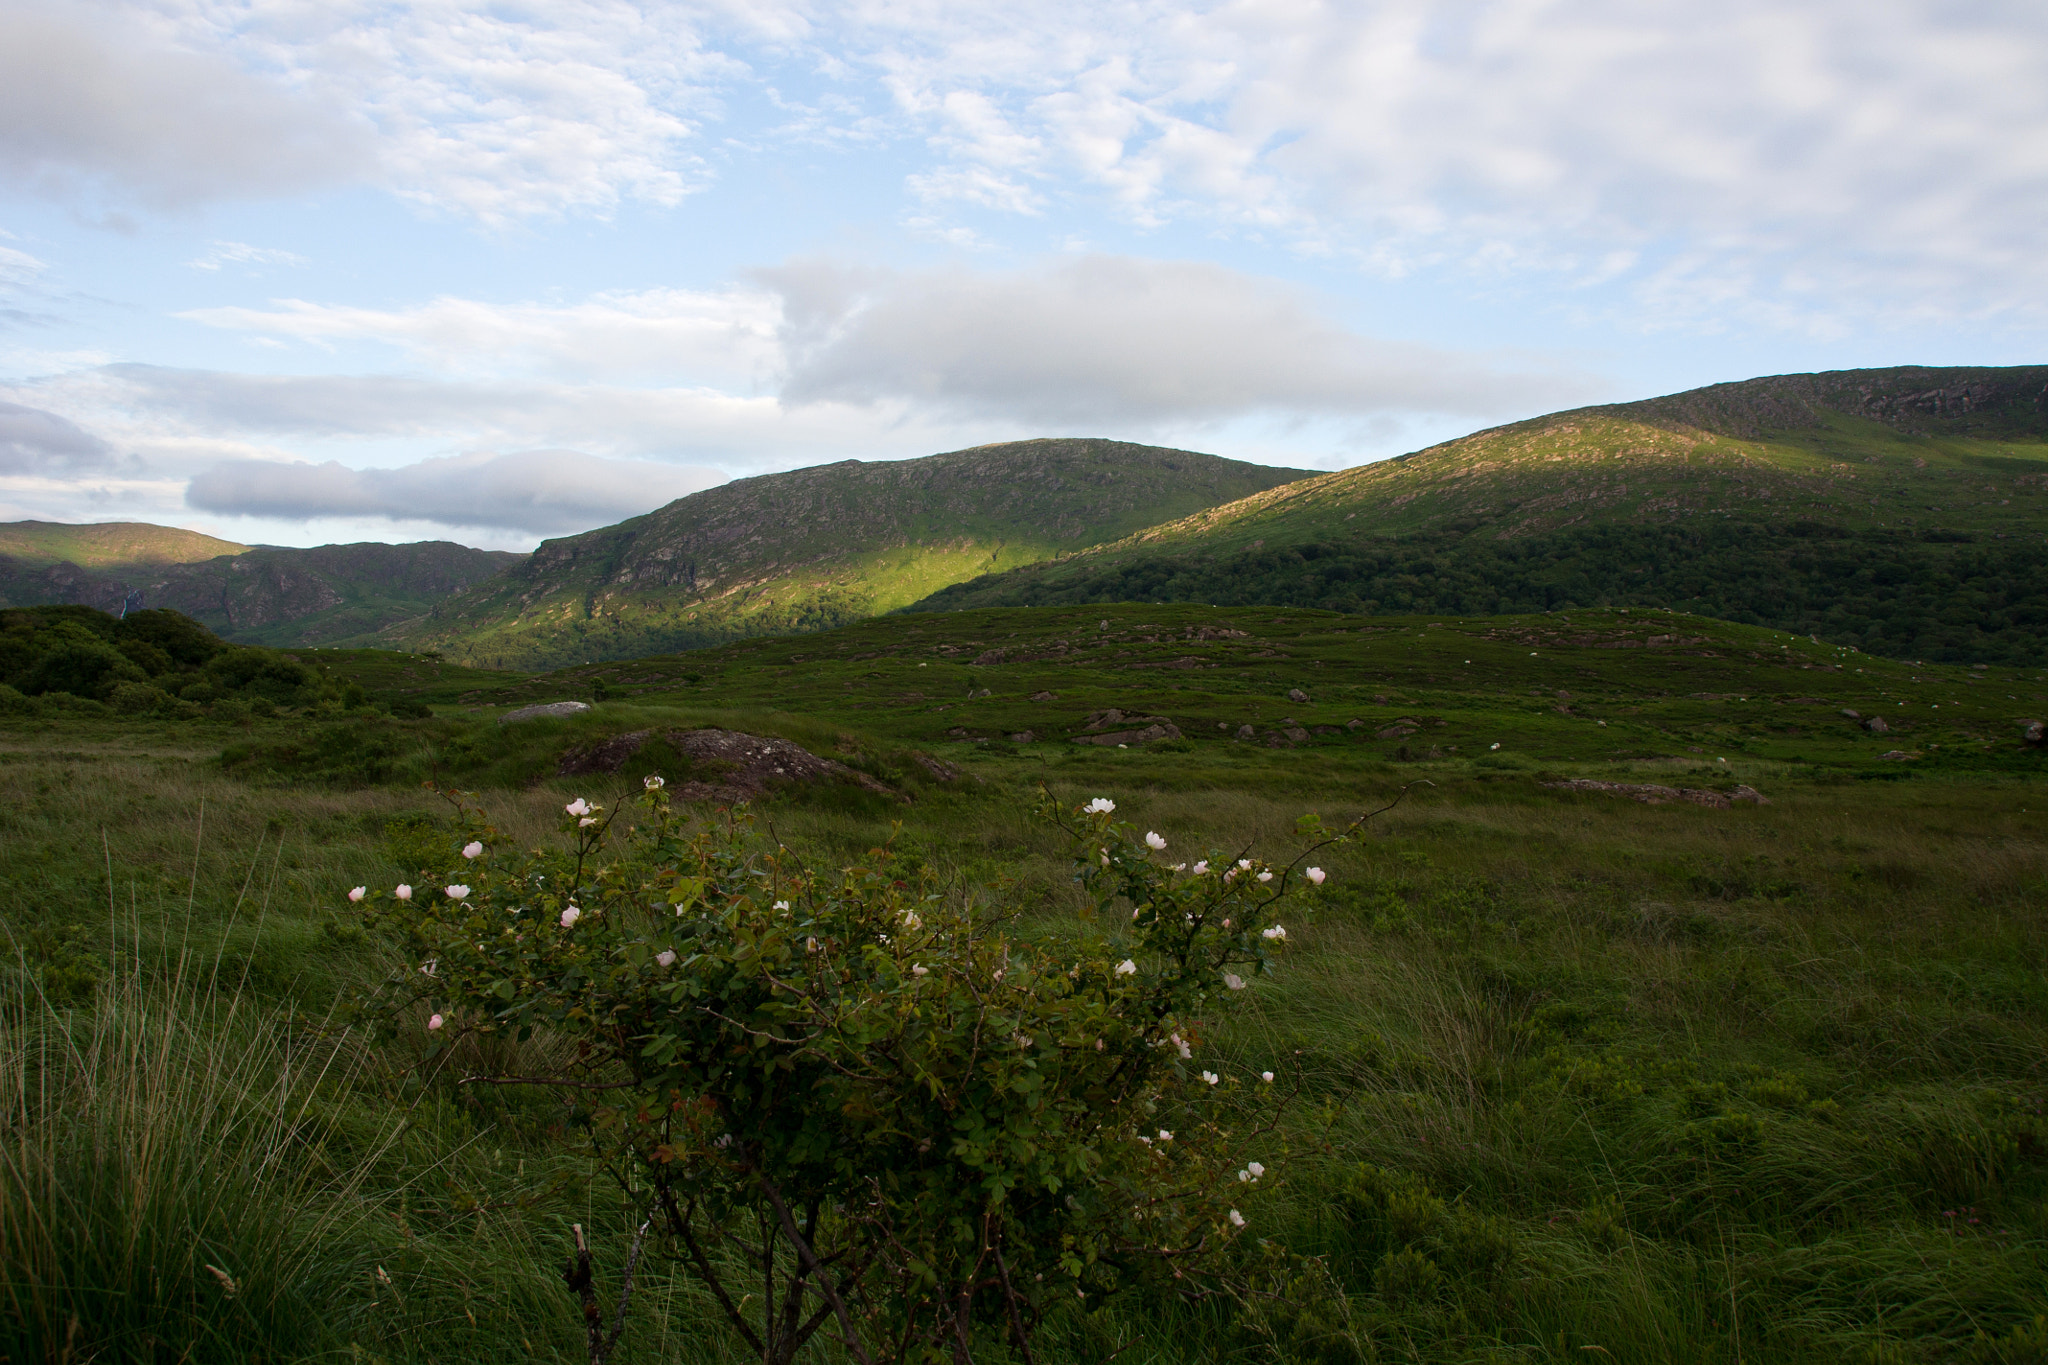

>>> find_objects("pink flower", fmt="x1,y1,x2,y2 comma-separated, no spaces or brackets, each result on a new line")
1083,797,1116,814
560,906,581,928
462,841,483,860
1257,871,1273,883
1306,867,1326,885
347,886,366,902
565,798,591,817
655,949,676,968
1262,925,1286,941
445,884,470,900
1229,1209,1246,1228
394,884,412,901
1145,831,1167,850
1193,860,1209,875
1224,973,1246,991
579,817,598,828
1261,1071,1275,1083
427,1014,443,1031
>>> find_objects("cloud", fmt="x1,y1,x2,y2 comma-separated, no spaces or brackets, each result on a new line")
185,242,309,273
0,401,114,475
179,287,783,384
0,3,371,208
832,0,2048,326
185,449,725,534
761,255,1591,426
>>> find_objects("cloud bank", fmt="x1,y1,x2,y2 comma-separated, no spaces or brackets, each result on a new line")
0,402,113,475
185,450,724,534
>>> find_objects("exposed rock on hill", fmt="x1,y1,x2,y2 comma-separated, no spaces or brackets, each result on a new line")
557,727,897,803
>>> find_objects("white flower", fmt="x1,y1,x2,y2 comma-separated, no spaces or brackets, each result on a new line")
1145,831,1167,850
1224,973,1246,991
776,900,792,912
1229,1209,1246,1228
900,909,919,929
1174,1034,1192,1059
1261,1071,1275,1083
348,886,366,902
1095,1038,1105,1050
560,906,581,928
427,1013,443,1031
656,949,676,968
1171,863,1187,872
461,841,483,860
579,817,597,828
1201,1070,1219,1085
565,798,591,817
1193,860,1209,875
1262,925,1287,941
910,965,929,977
1238,859,1253,870
1306,867,1326,885
805,937,818,953
419,959,438,976
713,1133,733,1149
1136,1135,1152,1145
1247,1161,1265,1178
643,775,665,790
1239,1169,1250,1181
1115,959,1137,976
445,884,470,899
1132,907,1142,920
1084,797,1116,814
1157,1129,1173,1141
1257,871,1273,883
394,884,412,901
1490,742,1501,751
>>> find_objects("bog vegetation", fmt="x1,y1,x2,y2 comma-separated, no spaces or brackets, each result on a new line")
3,602,2045,1364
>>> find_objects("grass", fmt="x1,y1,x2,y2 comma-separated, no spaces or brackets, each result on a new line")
3,605,2045,1362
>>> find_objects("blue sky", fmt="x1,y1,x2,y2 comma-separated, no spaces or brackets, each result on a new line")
2,0,2043,551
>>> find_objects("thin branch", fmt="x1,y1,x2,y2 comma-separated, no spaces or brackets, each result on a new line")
760,1174,877,1365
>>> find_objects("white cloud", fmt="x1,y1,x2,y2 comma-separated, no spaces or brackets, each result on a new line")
185,241,310,272
179,287,783,384
0,2,371,209
761,254,1592,426
185,449,725,534
834,0,2048,325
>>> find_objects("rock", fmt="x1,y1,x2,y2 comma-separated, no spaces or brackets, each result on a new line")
1839,708,1862,720
1284,726,1309,743
971,688,993,698
1377,723,1420,740
971,648,1005,665
1864,716,1890,734
1346,719,1365,730
1072,722,1184,747
1544,779,1769,809
1081,708,1175,732
947,727,971,737
914,753,962,782
1287,688,1310,703
1372,694,1389,704
1236,724,1256,739
1008,731,1036,743
501,700,592,723
1029,690,1057,702
560,726,898,802
1879,750,1914,760
2024,720,2046,745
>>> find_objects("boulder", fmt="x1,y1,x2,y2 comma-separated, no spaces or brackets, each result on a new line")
501,700,592,723
1073,722,1183,747
914,753,963,782
1287,688,1310,703
1544,779,1770,809
1008,730,1037,743
558,726,898,802
1029,690,1057,702
1864,716,1890,734
2025,720,2046,745
1839,708,1862,720
1236,724,1256,740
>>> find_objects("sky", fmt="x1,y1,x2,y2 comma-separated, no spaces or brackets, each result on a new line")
1,0,2043,553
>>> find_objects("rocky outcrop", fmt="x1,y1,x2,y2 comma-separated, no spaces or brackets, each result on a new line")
558,727,897,802
1545,779,1770,808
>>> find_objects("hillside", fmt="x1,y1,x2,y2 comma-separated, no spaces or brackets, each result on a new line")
0,536,523,647
0,520,248,567
394,438,1314,669
914,366,2048,663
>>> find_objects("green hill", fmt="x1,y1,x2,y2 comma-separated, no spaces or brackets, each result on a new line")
0,520,248,567
394,438,1314,669
913,366,2048,664
0,536,522,647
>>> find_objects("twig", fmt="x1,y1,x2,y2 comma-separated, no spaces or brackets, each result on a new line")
760,1174,877,1365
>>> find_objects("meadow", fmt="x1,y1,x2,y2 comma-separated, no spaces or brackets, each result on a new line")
3,605,2045,1363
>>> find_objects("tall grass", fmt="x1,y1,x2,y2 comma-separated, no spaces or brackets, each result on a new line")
0,953,396,1361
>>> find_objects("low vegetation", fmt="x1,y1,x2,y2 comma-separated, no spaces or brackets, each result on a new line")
3,601,2045,1363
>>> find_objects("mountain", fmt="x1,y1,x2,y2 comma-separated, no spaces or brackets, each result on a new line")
0,520,248,567
393,438,1315,669
0,529,523,647
911,366,2048,665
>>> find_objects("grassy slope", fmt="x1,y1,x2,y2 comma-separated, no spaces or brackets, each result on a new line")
0,520,248,567
914,368,2048,628
4,605,2046,1361
392,438,1314,670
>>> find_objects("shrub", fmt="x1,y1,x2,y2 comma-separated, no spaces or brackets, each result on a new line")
355,788,1369,1363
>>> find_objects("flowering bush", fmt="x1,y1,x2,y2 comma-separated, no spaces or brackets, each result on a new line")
355,784,1379,1364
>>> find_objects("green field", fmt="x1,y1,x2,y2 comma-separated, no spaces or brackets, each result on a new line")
4,604,2046,1362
